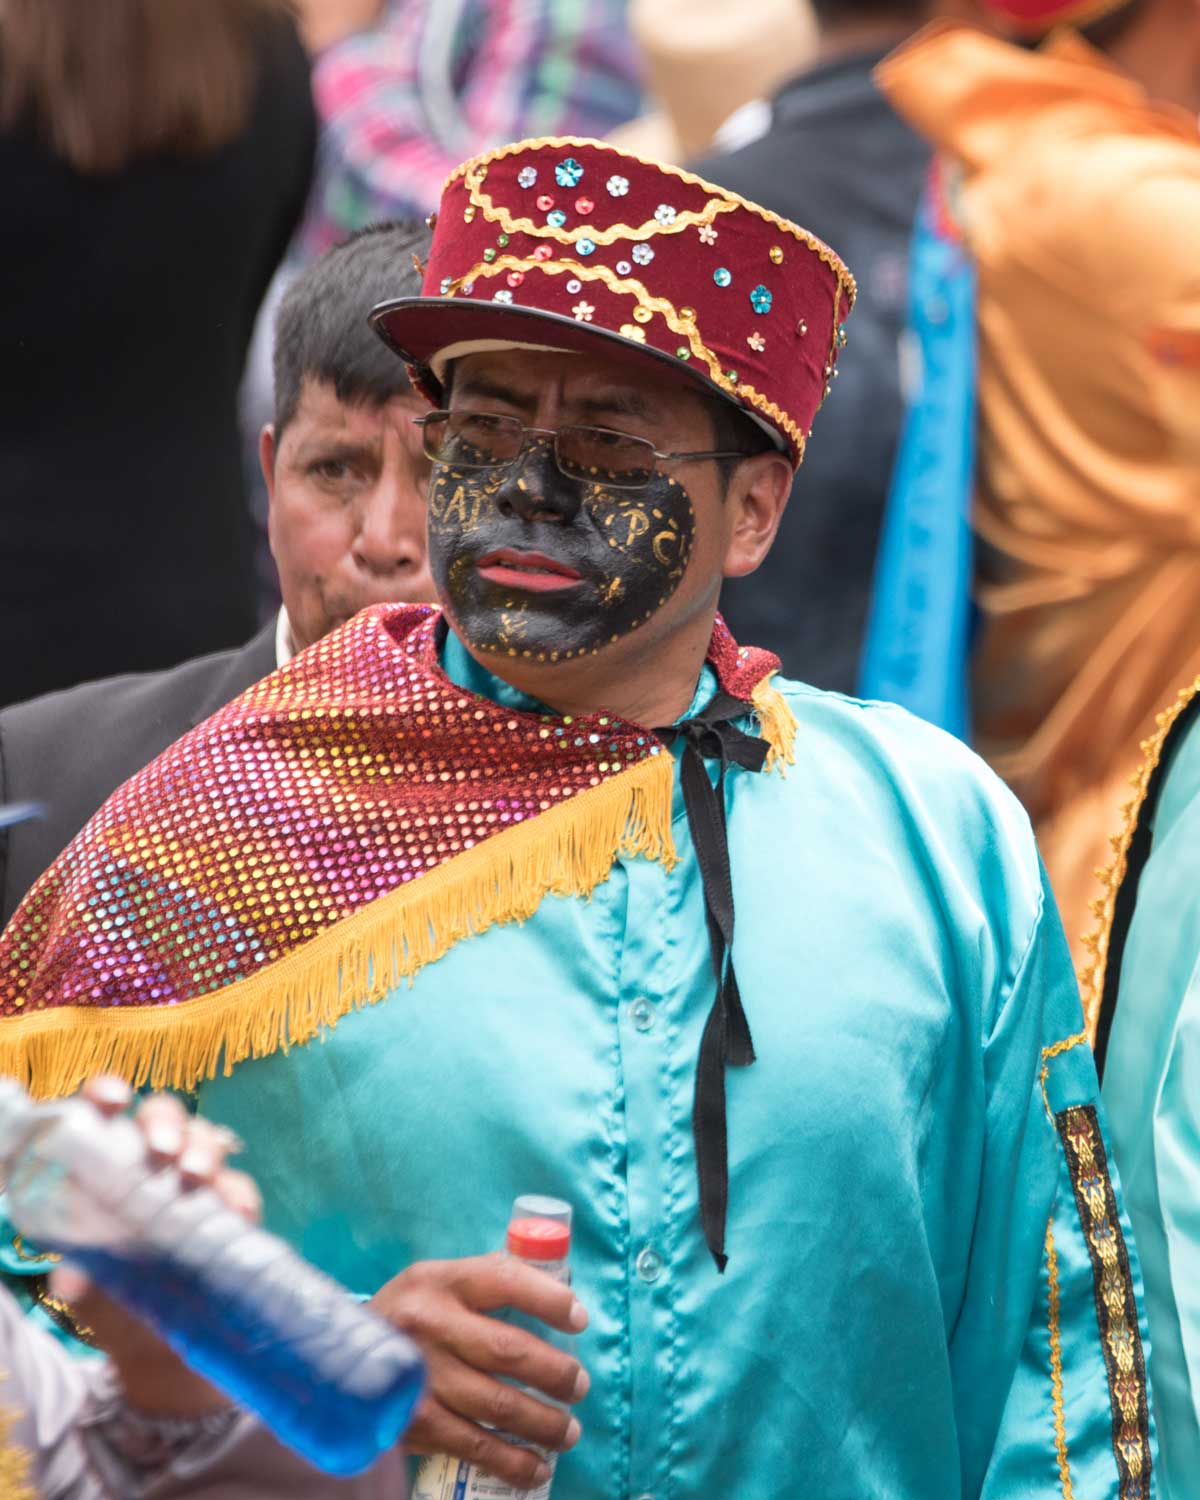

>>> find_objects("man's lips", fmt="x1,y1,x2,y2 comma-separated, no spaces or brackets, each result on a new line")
476,548,585,593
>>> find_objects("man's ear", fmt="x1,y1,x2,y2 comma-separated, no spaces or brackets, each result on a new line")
260,424,280,563
259,424,278,501
722,452,794,580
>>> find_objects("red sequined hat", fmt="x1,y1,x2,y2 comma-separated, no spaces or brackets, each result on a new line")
370,137,856,468
979,0,1133,33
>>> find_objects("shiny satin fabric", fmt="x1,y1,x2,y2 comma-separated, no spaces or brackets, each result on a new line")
879,23,1200,964
170,634,1152,1498
1103,710,1200,1500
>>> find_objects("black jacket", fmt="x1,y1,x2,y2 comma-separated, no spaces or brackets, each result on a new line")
694,46,930,692
0,623,276,926
0,17,315,707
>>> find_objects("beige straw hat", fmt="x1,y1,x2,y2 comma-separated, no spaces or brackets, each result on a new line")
610,0,816,163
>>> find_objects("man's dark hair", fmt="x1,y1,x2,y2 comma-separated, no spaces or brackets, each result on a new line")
272,220,431,436
710,397,779,488
809,0,928,24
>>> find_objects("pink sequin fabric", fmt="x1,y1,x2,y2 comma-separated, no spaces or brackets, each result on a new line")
0,607,778,1019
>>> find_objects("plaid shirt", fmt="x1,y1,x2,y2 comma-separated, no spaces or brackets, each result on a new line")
300,0,644,256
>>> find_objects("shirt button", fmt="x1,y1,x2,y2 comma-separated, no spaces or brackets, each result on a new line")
629,997,655,1032
635,1245,664,1283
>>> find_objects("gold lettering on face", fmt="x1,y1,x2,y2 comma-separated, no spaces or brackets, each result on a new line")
443,486,469,526
428,480,455,520
652,527,681,569
622,510,650,548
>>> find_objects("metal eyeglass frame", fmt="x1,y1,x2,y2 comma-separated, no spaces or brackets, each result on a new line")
413,409,751,493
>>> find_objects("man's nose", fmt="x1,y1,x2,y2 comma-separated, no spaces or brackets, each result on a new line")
353,474,427,577
493,439,582,524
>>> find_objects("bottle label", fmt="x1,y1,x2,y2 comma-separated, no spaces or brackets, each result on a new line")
413,1452,555,1500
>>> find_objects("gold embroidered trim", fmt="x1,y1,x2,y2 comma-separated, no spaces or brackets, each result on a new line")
1080,674,1200,1041
10,1234,60,1265
444,255,808,456
444,135,857,308
1057,1105,1152,1500
1045,1217,1074,1499
0,1397,34,1500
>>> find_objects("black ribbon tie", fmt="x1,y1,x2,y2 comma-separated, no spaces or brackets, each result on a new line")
655,691,768,1273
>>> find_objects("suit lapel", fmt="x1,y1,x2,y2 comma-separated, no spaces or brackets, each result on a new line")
187,619,278,732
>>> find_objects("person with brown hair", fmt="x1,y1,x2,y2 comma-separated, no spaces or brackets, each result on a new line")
0,0,316,707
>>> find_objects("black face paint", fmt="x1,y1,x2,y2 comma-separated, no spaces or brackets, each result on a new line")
427,441,696,664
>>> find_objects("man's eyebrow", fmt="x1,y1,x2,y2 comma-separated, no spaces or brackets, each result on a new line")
451,373,537,410
290,436,378,466
574,389,656,423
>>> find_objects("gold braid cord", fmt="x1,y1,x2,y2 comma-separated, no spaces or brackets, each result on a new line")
1079,675,1200,1042
1044,1218,1074,1499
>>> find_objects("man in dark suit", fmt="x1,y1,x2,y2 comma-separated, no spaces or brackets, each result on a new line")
691,0,934,693
0,222,434,925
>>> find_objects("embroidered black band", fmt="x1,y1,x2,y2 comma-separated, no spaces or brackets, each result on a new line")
1055,1104,1151,1499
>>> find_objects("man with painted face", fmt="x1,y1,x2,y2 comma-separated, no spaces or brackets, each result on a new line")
0,141,1155,1497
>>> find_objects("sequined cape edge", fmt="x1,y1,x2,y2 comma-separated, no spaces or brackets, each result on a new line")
0,675,795,1102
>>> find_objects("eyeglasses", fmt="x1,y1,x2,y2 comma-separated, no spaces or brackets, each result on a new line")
414,409,750,493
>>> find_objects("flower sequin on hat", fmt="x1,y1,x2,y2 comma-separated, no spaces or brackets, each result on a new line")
369,136,856,469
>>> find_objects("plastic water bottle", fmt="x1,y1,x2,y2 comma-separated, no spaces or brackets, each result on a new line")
413,1195,574,1500
0,1077,425,1476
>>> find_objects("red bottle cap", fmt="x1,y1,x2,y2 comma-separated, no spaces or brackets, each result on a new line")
507,1216,571,1261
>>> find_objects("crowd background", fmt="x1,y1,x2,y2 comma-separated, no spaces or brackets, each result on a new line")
2,0,1197,960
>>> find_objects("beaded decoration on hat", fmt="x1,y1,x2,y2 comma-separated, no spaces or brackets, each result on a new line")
372,137,856,469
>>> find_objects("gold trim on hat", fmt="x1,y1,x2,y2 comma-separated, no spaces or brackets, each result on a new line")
440,254,808,458
467,164,736,249
444,135,857,312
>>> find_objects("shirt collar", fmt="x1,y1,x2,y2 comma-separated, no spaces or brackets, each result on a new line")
276,606,296,670
438,623,720,728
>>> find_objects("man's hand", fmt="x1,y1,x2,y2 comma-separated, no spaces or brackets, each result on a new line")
50,1078,259,1419
371,1253,590,1490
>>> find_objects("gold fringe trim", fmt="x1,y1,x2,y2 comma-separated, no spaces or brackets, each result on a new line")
0,754,677,1101
1045,1218,1074,1499
751,676,797,773
0,1397,34,1500
1079,675,1200,1042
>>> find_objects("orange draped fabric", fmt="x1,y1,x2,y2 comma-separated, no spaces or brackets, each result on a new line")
880,23,1200,964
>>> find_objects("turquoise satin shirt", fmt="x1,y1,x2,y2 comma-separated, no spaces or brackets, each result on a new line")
5,633,1156,1496
1103,711,1200,1500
